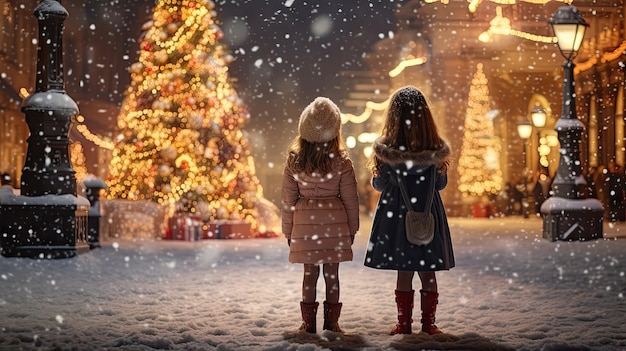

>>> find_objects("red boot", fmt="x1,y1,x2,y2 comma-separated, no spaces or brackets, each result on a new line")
420,290,442,334
390,290,414,335
323,301,343,332
299,302,318,333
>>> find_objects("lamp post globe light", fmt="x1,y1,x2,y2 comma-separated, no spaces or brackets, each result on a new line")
531,107,547,129
530,107,547,170
517,120,533,218
540,5,603,241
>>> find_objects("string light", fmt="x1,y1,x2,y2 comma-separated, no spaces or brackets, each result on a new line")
479,6,557,43
342,55,427,124
389,56,427,78
341,98,390,124
601,41,626,63
75,124,114,150
427,0,571,13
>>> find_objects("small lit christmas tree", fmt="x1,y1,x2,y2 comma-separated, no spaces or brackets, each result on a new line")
457,63,503,199
107,0,265,231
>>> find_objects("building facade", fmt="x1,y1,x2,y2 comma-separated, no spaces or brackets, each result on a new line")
341,0,625,216
0,0,623,216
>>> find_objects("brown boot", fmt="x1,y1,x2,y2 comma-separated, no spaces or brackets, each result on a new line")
299,301,318,333
420,290,442,335
390,290,414,335
323,301,343,332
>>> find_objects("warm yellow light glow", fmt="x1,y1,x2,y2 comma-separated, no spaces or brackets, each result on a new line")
479,6,558,43
546,135,559,147
345,136,356,149
341,98,390,124
531,108,547,128
19,88,30,98
457,63,503,197
70,142,88,184
357,132,379,144
363,146,373,158
432,0,571,13
601,41,626,63
388,56,427,77
517,122,533,139
344,54,428,125
76,124,114,150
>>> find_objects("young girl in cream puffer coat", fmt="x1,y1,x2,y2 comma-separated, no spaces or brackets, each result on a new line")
281,97,359,334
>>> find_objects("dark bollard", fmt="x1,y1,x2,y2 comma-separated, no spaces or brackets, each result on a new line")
0,0,90,259
83,178,107,249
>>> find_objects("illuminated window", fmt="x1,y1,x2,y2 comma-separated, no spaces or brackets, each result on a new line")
0,1,15,60
588,97,598,167
615,86,624,166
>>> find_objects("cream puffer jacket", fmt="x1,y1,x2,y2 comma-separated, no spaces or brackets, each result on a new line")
281,157,359,264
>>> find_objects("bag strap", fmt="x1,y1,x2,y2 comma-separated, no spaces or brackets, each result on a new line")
394,166,435,212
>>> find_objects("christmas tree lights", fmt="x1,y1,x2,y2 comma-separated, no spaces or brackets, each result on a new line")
457,63,504,198
106,0,262,229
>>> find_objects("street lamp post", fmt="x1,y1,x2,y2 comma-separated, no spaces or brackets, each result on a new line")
540,5,603,241
517,120,532,218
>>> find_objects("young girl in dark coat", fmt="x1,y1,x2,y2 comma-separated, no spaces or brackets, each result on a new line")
364,85,454,335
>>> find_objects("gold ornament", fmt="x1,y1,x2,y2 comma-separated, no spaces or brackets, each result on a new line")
167,22,179,34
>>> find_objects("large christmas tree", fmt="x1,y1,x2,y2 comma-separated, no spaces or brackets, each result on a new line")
107,0,264,230
457,63,503,199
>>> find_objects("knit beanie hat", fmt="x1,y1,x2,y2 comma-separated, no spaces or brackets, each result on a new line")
298,97,341,143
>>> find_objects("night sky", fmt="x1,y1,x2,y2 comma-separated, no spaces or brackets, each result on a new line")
216,0,401,150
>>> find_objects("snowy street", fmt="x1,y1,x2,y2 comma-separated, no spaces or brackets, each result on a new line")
1,214,625,351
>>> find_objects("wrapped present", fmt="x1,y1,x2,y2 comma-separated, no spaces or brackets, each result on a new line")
203,222,219,239
167,214,203,241
204,220,251,239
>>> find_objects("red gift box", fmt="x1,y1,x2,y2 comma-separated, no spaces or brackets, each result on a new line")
203,222,219,239
204,220,251,239
167,214,203,241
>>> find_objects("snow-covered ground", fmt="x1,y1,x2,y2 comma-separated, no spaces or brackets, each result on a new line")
1,215,625,351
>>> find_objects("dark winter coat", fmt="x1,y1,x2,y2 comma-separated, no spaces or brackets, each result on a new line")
364,139,455,272
281,156,359,264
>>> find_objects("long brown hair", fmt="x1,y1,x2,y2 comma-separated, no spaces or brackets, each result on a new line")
369,85,448,174
285,136,348,176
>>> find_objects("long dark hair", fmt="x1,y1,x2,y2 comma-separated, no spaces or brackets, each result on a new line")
370,85,448,174
382,86,444,149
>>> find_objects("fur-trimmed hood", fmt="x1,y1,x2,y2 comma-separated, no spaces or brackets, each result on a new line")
372,137,451,167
